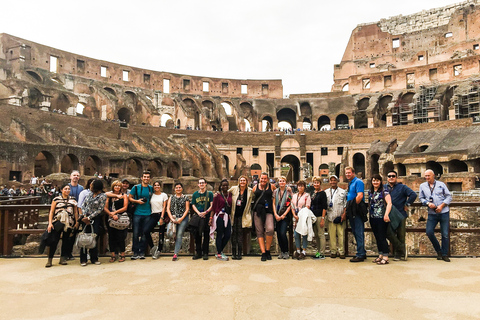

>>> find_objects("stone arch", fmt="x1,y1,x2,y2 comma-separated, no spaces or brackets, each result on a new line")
60,154,79,173
335,163,341,178
26,70,43,83
221,102,233,116
223,155,230,177
376,95,392,127
51,93,70,113
118,107,132,123
262,116,273,131
302,117,312,130
126,158,143,177
396,163,407,176
147,160,163,177
355,98,369,129
342,83,349,92
426,161,443,177
84,155,102,176
353,153,365,179
448,159,468,173
280,138,301,149
319,163,329,177
104,87,116,96
250,163,262,178
281,154,301,182
160,113,174,127
336,114,349,130
277,108,297,128
370,154,380,176
28,87,43,108
76,102,86,116
166,161,180,179
318,115,331,131
34,151,55,177
382,161,394,177
240,102,254,131
300,102,312,117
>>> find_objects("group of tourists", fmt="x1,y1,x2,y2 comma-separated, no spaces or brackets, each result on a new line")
43,166,452,267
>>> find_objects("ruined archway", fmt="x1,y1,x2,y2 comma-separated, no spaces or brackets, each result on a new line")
250,163,262,180
300,102,312,118
355,98,369,129
104,87,116,96
336,114,349,130
448,159,468,173
319,163,329,177
60,154,79,173
28,87,42,108
382,161,394,177
51,94,70,113
167,161,180,179
223,155,230,177
426,161,443,177
147,160,163,177
397,163,407,176
118,107,131,123
318,115,331,131
376,95,392,127
262,116,273,131
126,158,143,177
160,113,173,127
34,151,55,177
84,155,102,176
371,154,380,176
26,70,43,83
281,154,301,182
353,153,365,179
277,108,297,129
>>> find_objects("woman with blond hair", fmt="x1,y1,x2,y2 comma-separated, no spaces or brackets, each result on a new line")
228,175,254,260
104,180,128,262
272,176,292,259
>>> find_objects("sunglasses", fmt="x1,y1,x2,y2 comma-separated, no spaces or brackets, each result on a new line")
387,175,396,178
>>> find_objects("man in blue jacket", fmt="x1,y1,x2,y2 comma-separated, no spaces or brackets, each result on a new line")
384,170,417,261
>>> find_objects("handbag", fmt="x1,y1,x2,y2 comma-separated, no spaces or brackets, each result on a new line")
75,222,97,249
108,199,130,230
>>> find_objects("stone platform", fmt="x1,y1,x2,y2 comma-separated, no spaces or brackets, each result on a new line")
1,256,479,319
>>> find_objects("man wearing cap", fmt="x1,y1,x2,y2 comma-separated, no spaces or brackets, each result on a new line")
325,175,347,259
419,169,452,262
384,170,417,261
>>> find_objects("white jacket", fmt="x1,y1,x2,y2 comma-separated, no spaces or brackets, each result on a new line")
295,207,317,241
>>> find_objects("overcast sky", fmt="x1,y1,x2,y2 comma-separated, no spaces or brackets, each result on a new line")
1,0,460,95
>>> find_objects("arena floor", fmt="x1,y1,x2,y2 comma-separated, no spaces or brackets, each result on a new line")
1,256,479,319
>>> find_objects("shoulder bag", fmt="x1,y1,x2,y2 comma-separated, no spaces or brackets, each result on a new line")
75,222,97,249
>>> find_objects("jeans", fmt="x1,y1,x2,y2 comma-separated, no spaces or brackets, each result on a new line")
215,215,231,254
174,217,189,255
79,218,100,263
426,212,450,256
294,231,308,250
349,215,366,258
276,218,289,253
386,218,406,257
144,213,160,249
132,215,149,255
370,217,389,256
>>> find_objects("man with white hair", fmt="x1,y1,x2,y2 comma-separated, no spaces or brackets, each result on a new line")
419,169,452,262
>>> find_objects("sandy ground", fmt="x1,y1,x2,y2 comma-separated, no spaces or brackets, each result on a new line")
1,256,479,320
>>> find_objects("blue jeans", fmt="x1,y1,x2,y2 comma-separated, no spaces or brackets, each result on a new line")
349,215,366,258
174,216,189,255
215,215,231,254
426,212,450,256
133,215,149,255
276,218,289,253
144,213,160,248
294,231,308,250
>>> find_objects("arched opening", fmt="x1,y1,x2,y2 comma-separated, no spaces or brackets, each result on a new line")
221,102,232,116
51,94,70,113
318,115,331,131
353,153,365,179
167,161,180,179
118,107,131,123
426,161,443,178
335,164,341,178
448,159,468,173
26,70,42,83
336,114,349,130
300,102,312,118
161,114,173,127
383,161,394,177
302,117,312,130
250,163,262,180
28,88,42,108
34,151,55,177
393,92,415,126
355,98,369,129
397,163,407,176
376,96,392,128
262,116,273,131
194,111,200,130
342,83,349,92
370,154,380,176
319,163,329,178
147,160,162,177
223,155,230,177
60,154,79,173
281,155,301,182
278,121,292,130
126,159,143,177
277,108,297,129
243,119,251,131
104,87,116,96
125,91,136,103
84,156,102,176
176,119,181,129
76,103,85,115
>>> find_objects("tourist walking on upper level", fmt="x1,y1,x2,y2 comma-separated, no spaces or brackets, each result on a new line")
209,179,232,261
166,182,190,261
228,175,254,260
252,172,276,261
79,180,107,266
384,170,417,261
292,180,314,260
272,176,292,259
345,166,367,262
310,176,328,260
147,181,169,259
191,178,213,260
419,169,452,262
369,174,392,265
45,184,78,267
104,180,128,263
128,171,153,260
325,175,347,259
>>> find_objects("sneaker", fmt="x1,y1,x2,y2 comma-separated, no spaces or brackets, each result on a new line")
283,252,290,259
94,261,101,265
216,253,228,261
172,254,178,261
221,253,229,261
298,253,306,260
139,254,145,260
293,251,300,259
131,255,139,260
203,254,209,260
330,253,337,259
442,256,451,262
192,254,202,260
318,253,326,260
265,251,272,260
261,253,267,261
278,253,283,259
68,255,75,261
81,262,87,267
313,252,321,259
152,251,161,260
150,246,158,257
393,255,401,261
